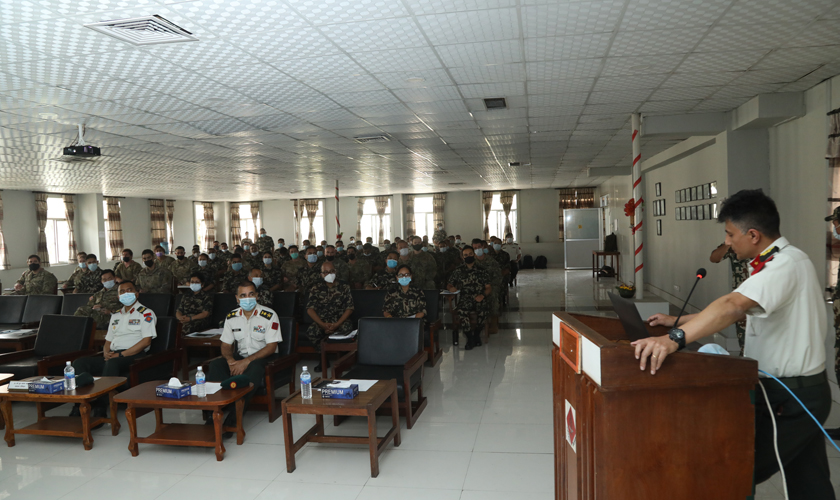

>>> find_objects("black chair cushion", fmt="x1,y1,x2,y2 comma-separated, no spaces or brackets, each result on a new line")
350,289,387,325
276,317,296,357
0,296,27,323
138,294,173,318
272,293,296,318
357,318,423,366
342,364,421,402
21,295,63,323
151,316,178,353
211,294,238,326
423,290,440,323
0,357,40,379
32,315,93,358
61,294,92,315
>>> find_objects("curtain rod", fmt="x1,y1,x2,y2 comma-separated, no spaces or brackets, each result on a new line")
828,107,840,116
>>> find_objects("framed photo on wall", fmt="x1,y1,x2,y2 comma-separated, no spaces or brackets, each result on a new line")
703,204,710,220
691,206,698,220
656,219,662,235
655,183,662,197
704,183,711,199
660,199,665,216
710,182,718,198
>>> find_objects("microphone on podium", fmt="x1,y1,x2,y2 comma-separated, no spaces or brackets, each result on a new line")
673,268,706,329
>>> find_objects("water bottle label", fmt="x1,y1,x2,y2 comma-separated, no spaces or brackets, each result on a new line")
301,374,311,384
65,373,75,379
196,375,205,383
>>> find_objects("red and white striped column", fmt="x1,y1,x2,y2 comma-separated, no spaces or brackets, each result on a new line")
631,113,643,299
335,180,341,240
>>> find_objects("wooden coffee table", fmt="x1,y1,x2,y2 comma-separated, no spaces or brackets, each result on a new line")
0,332,37,352
0,374,15,429
281,379,400,478
0,376,125,450
114,380,253,462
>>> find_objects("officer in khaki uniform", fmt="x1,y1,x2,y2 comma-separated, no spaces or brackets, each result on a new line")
114,249,143,283
74,269,121,330
207,281,281,427
136,250,174,294
13,255,57,295
75,254,103,294
170,246,198,285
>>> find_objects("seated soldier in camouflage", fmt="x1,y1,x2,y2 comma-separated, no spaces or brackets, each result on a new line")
136,249,174,294
75,268,121,330
383,264,427,320
114,248,143,284
13,255,57,295
170,246,198,285
176,272,213,334
220,253,248,293
259,250,285,292
195,253,216,292
366,250,400,289
297,246,323,295
346,246,372,289
448,246,491,350
63,252,88,291
153,244,175,271
75,253,104,294
305,261,355,352
248,268,274,308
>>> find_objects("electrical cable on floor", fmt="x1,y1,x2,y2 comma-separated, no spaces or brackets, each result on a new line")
758,379,788,500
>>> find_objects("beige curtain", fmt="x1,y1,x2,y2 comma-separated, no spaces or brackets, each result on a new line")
203,202,215,250
63,194,77,257
500,191,514,237
166,200,175,251
150,199,166,246
34,193,49,265
250,201,260,236
106,197,123,260
293,200,301,246
0,192,9,270
230,203,241,247
356,198,365,241
374,196,388,245
405,195,415,238
558,188,595,239
481,191,493,240
304,199,319,242
432,194,445,237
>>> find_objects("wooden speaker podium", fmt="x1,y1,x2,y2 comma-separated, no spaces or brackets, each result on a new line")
552,313,758,500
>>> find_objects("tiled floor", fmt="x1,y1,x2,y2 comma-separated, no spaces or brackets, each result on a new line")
0,269,838,499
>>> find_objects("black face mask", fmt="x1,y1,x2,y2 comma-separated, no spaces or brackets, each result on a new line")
326,255,335,261
176,255,184,260
143,260,154,268
214,245,219,250
412,244,423,251
28,263,40,272
122,256,131,262
348,254,356,260
464,256,475,264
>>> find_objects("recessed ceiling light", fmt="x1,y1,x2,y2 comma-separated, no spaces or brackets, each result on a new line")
629,64,653,72
39,112,58,120
405,76,425,83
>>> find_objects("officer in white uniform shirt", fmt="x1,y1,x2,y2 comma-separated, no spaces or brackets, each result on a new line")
501,232,522,286
71,280,157,418
637,189,833,499
206,279,281,429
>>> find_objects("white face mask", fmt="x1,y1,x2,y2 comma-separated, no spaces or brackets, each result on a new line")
399,248,410,256
506,238,513,243
189,283,202,292
102,280,115,289
324,273,336,283
833,225,840,241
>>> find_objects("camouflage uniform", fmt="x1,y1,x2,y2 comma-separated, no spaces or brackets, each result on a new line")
448,264,490,334
243,252,262,272
13,269,58,295
255,283,274,308
281,258,307,288
195,265,217,290
76,267,103,294
347,259,372,287
274,251,292,265
156,255,176,272
297,265,323,295
724,248,750,355
219,270,248,294
66,266,86,288
170,257,198,285
433,228,447,244
259,263,285,290
476,256,502,315
176,291,214,334
383,283,427,318
136,265,174,294
257,235,275,253
74,287,121,329
408,251,438,290
240,238,254,250
305,282,355,350
114,261,143,283
366,269,398,289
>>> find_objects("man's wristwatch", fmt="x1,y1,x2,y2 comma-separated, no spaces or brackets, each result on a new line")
668,328,686,351
118,352,123,358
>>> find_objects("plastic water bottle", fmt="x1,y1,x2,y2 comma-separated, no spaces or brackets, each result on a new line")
64,361,76,391
300,366,312,399
195,366,206,398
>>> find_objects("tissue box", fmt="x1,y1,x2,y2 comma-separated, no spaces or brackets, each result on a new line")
321,384,359,399
155,384,192,399
29,379,65,394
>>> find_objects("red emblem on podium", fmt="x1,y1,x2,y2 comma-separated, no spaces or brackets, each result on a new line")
566,407,576,447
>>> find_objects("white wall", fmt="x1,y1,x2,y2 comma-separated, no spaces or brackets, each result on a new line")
172,199,195,251
119,198,151,254
597,175,635,285
443,191,482,240
519,188,564,267
261,199,295,245
75,193,106,259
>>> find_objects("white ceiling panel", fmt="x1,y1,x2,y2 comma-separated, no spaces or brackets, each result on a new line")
351,47,442,73
320,17,429,52
610,28,708,57
521,1,624,37
435,40,523,67
621,0,731,30
718,0,835,25
679,50,769,73
526,59,603,80
696,23,806,52
170,0,306,37
600,54,685,77
416,9,519,45
525,33,613,61
292,0,410,24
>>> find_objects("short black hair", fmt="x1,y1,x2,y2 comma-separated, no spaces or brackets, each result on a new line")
717,189,781,238
101,269,115,278
471,238,484,245
288,245,298,251
231,253,242,260
28,254,40,262
462,246,475,255
119,280,136,289
175,246,185,251
387,250,399,259
396,264,413,275
189,271,204,284
237,280,257,295
141,249,153,257
86,253,97,261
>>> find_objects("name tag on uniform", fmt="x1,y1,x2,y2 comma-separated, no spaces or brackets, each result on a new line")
232,328,241,332
129,319,141,325
253,325,266,334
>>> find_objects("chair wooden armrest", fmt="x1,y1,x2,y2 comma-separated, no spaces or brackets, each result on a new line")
129,349,183,386
404,350,428,377
332,350,358,379
265,353,300,374
37,349,97,375
0,349,36,364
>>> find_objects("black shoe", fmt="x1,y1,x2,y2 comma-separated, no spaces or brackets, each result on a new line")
202,410,213,422
68,404,80,417
827,427,840,440
313,364,322,372
473,329,482,346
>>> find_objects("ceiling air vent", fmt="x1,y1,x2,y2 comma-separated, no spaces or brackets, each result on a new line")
508,162,520,167
484,97,507,110
353,135,390,144
85,15,198,46
448,182,465,185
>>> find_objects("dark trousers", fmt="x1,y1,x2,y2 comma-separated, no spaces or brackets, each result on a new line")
73,352,142,377
509,262,518,285
754,374,835,500
207,353,275,411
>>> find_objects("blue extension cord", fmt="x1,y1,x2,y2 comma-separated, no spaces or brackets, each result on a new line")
758,369,840,455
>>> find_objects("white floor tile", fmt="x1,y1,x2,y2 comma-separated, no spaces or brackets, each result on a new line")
255,481,363,500
395,421,479,452
357,485,462,500
191,443,285,481
366,449,472,489
462,452,554,493
0,464,105,500
112,446,213,475
59,469,183,500
156,474,271,500
272,446,376,485
473,423,554,454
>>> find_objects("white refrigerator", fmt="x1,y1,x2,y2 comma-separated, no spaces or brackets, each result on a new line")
563,208,603,269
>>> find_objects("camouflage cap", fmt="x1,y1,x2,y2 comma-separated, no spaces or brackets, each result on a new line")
826,206,840,222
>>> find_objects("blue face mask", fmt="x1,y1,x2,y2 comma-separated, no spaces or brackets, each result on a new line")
189,283,202,292
387,259,398,269
307,254,318,263
251,277,263,288
398,277,412,286
493,244,501,251
78,262,87,269
243,245,250,251
263,258,272,265
119,292,136,306
440,247,448,252
336,246,344,252
239,297,257,311
290,252,299,259
232,262,243,271
316,251,324,258
278,243,284,248
199,260,208,267
87,263,98,272
833,225,840,241
421,247,428,252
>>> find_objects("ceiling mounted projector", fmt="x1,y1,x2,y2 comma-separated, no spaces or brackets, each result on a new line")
63,124,100,158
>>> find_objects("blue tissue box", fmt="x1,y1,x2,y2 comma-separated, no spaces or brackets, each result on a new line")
155,384,192,399
29,379,65,394
321,384,359,399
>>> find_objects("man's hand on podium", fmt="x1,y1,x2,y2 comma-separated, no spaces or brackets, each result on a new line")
647,313,676,327
631,336,679,375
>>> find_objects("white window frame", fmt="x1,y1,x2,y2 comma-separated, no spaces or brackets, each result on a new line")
360,198,391,243
103,199,119,260
413,196,434,239
194,203,207,248
488,193,518,241
45,196,70,264
239,204,261,242
299,200,325,245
